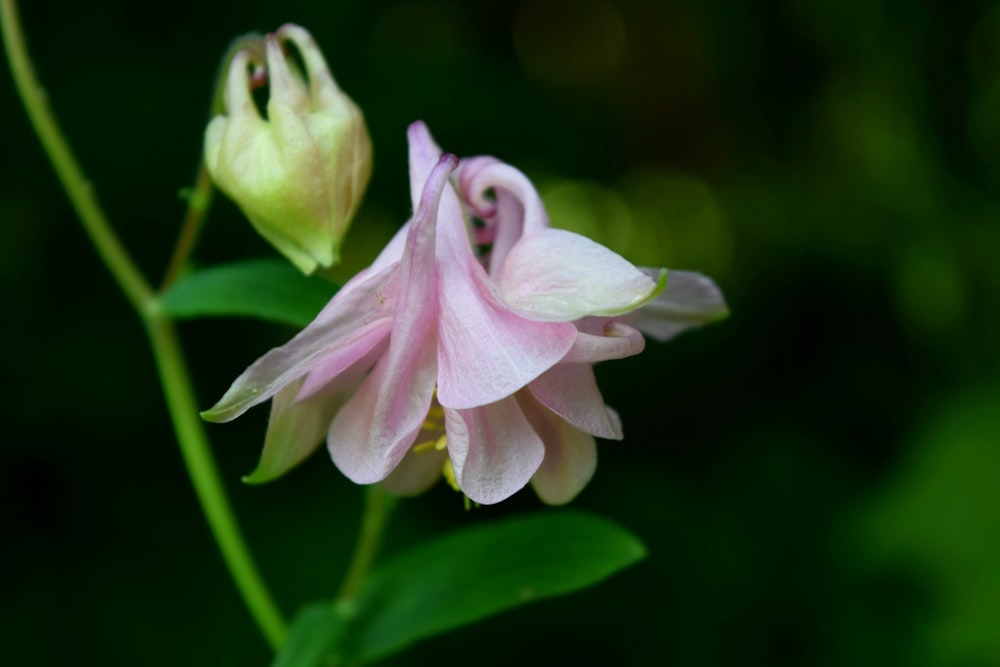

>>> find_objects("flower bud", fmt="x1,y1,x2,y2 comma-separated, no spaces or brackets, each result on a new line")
204,24,372,273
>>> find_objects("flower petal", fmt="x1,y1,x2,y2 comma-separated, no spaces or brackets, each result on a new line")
295,319,391,401
528,363,622,440
630,269,729,341
518,392,598,505
365,122,444,272
561,321,646,363
435,171,576,409
242,378,346,484
459,158,550,234
407,121,445,212
496,228,661,322
201,263,399,423
327,154,458,483
445,397,545,505
379,447,447,496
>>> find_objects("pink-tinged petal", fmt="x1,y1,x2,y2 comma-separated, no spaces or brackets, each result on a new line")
496,228,662,322
518,392,598,505
365,122,446,273
247,340,387,485
296,320,391,400
407,121,445,212
486,190,530,280
202,263,399,423
445,397,545,505
379,448,447,496
457,157,500,218
435,171,576,409
561,321,646,363
529,363,622,440
459,158,550,234
630,269,729,341
243,378,347,484
328,154,458,483
436,273,577,409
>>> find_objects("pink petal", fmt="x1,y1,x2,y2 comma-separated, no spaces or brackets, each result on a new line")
518,392,598,505
201,263,399,423
434,168,576,409
459,157,550,234
486,190,530,280
630,269,729,341
327,154,458,483
561,321,646,363
366,121,445,272
496,229,661,322
528,363,622,440
407,121,445,212
444,396,545,505
295,320,391,400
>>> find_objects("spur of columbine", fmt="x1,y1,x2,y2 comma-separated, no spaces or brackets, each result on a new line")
202,122,727,504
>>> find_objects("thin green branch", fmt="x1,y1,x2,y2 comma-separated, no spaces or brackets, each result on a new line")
159,32,265,290
3,1,287,649
337,486,398,603
161,164,214,289
145,309,287,648
1,0,153,311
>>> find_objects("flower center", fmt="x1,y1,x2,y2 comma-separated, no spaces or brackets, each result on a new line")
411,394,465,498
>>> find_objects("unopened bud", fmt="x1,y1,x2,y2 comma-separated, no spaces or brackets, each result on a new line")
204,24,372,273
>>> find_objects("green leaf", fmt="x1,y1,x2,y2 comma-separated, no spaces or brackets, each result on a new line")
159,259,338,327
350,511,644,662
272,512,644,666
272,604,350,667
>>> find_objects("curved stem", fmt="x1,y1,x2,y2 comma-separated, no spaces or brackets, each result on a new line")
337,486,398,603
161,164,214,289
145,308,287,648
1,0,153,311
160,32,265,290
3,1,286,649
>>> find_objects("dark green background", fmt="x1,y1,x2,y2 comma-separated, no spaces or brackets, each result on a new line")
3,0,1000,664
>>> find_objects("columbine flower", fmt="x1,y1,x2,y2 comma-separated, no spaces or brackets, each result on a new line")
204,24,372,274
203,122,725,504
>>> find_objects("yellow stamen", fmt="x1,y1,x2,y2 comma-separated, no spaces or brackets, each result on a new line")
412,440,438,453
442,458,461,492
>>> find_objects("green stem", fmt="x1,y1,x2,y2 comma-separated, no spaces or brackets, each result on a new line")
159,33,264,290
3,0,286,649
161,163,214,289
2,0,153,311
337,486,398,603
145,307,287,647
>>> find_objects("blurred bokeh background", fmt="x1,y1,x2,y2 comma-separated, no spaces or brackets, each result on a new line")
3,0,999,664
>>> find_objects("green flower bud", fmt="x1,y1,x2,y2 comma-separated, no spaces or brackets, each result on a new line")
205,24,372,273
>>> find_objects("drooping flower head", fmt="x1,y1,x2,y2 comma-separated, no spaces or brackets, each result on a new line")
204,24,372,274
203,122,726,504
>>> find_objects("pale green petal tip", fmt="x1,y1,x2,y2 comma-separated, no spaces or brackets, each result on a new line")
199,407,225,423
241,466,280,485
628,268,668,313
649,268,668,302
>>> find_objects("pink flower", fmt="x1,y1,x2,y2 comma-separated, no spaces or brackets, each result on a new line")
203,122,725,504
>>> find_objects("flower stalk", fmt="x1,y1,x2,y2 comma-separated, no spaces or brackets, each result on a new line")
337,485,398,604
1,0,153,312
1,0,286,649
